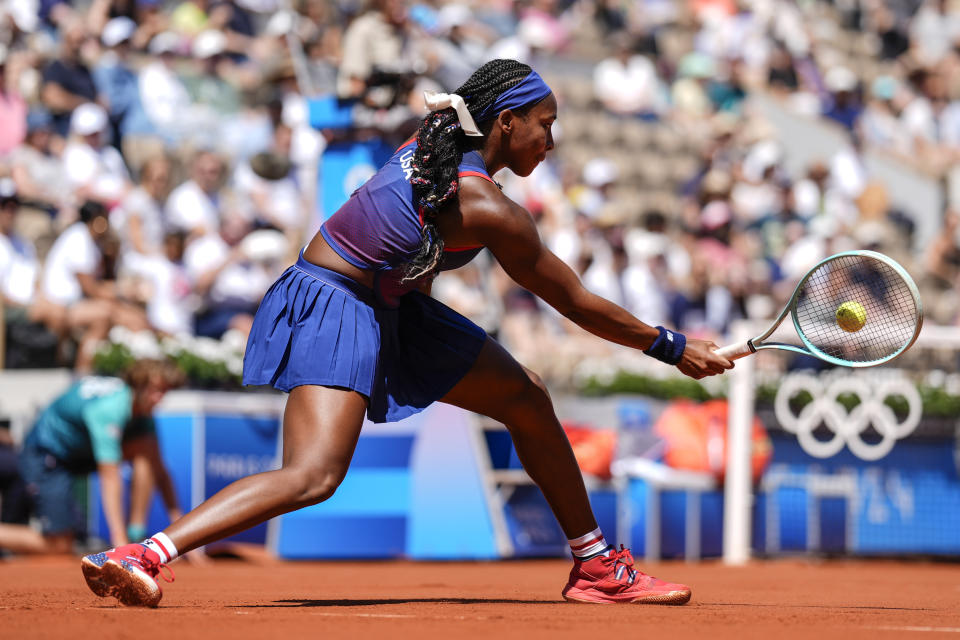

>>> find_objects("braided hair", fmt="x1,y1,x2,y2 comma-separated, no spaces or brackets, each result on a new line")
404,59,534,283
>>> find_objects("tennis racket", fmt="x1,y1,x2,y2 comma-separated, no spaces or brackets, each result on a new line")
716,250,922,367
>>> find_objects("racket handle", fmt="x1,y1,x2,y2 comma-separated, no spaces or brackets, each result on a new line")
715,340,755,361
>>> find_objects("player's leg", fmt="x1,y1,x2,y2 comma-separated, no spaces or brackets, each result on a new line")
161,384,367,551
82,384,367,606
440,337,597,539
440,336,691,605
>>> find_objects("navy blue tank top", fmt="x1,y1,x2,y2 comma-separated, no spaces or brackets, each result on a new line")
320,139,492,306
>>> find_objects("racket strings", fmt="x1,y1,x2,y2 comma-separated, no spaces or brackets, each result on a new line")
794,254,919,364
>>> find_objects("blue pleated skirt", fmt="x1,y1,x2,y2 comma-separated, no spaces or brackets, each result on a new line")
242,252,487,423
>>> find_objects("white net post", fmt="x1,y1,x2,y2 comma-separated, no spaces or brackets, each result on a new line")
723,320,756,565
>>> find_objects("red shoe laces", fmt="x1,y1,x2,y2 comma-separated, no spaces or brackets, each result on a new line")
123,547,176,584
600,545,635,568
600,545,639,582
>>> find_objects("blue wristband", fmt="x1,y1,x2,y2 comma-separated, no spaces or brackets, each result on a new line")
643,326,687,365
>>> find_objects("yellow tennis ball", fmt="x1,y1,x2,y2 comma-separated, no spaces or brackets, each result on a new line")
836,301,866,332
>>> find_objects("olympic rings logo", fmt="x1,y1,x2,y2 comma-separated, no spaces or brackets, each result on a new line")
773,372,922,461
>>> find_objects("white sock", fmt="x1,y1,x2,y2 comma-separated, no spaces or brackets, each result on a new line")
142,532,178,563
568,527,608,558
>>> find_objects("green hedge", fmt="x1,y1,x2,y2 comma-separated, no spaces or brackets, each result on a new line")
579,372,960,418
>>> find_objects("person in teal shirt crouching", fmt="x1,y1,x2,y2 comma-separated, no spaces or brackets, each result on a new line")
0,359,185,554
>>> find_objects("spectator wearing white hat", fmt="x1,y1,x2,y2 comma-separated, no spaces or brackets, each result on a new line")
112,155,170,261
429,4,491,90
593,32,665,119
231,125,305,237
165,149,225,239
900,68,960,163
0,177,67,369
731,140,784,224
821,66,862,131
93,16,162,172
0,180,40,321
62,102,132,205
7,112,67,227
139,32,193,144
184,212,273,340
909,0,960,66
671,52,716,120
114,160,197,337
40,21,100,138
186,29,240,109
859,75,911,155
86,0,166,50
179,29,243,149
570,157,619,220
8,111,72,221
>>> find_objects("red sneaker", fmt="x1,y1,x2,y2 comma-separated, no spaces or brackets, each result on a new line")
81,543,174,607
562,545,691,605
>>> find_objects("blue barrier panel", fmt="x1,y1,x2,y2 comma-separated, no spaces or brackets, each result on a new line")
502,485,567,557
659,493,686,557
775,486,809,552
589,488,618,549
626,479,647,552
623,479,728,559
274,431,416,559
703,492,725,556
753,493,767,554
820,496,847,553
279,515,408,559
408,405,499,559
483,429,516,470
769,434,960,555
204,413,280,545
275,469,411,559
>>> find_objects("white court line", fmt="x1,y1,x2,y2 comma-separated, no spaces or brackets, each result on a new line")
871,627,960,633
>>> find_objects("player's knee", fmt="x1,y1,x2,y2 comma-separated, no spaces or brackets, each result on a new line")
514,368,551,411
497,368,553,422
285,466,346,507
524,369,550,401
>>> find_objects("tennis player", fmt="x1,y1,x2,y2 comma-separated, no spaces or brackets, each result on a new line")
81,59,733,607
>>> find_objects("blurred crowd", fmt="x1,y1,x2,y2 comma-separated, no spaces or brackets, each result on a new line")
0,0,958,383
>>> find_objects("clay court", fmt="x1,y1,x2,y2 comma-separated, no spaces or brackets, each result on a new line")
2,556,958,639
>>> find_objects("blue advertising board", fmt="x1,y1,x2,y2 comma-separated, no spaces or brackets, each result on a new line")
203,413,280,545
317,140,394,221
307,95,394,222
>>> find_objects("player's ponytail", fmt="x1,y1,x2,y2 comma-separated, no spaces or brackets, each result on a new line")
404,59,534,283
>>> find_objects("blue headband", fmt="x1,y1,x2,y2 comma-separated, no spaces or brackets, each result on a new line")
475,70,553,123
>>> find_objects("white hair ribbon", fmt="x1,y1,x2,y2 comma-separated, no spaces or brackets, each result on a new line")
423,91,483,137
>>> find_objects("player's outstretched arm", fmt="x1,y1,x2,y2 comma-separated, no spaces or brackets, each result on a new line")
464,185,731,378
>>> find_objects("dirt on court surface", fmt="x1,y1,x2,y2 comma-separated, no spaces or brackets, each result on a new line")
2,556,958,639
